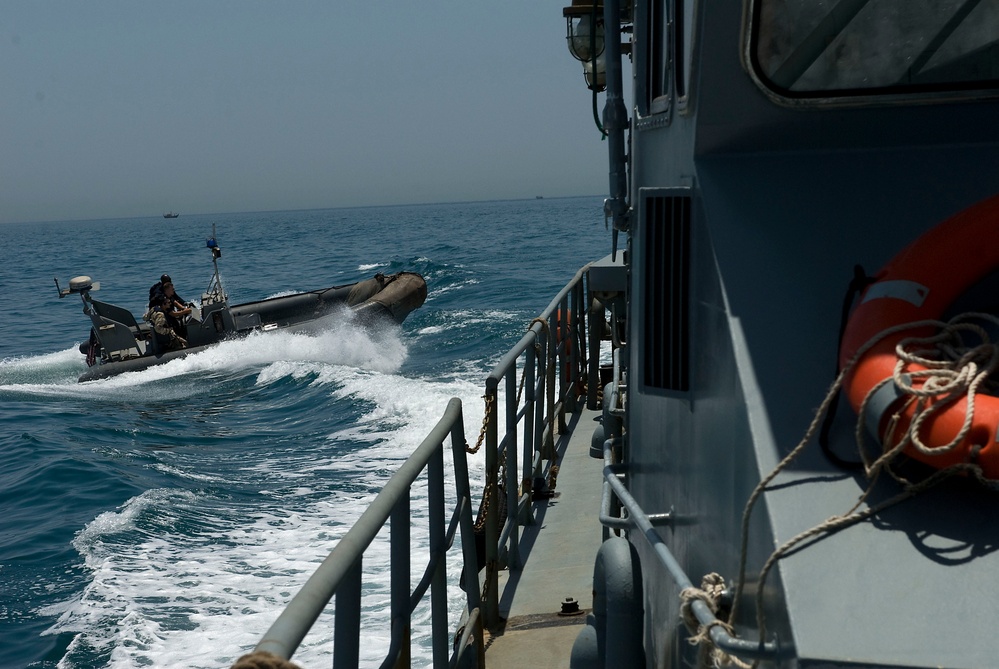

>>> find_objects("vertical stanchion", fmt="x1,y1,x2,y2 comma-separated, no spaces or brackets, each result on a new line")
545,313,557,458
557,296,569,433
428,446,448,667
523,345,538,528
572,280,585,410
333,558,362,669
587,271,601,411
483,381,500,629
390,496,411,668
450,406,481,616
505,363,522,569
532,331,546,477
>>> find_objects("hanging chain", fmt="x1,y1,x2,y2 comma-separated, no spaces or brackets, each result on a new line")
467,394,495,455
473,481,491,533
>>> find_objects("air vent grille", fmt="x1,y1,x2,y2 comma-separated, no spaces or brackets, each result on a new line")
643,195,691,392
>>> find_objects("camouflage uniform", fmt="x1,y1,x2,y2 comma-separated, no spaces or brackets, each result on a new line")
144,309,187,350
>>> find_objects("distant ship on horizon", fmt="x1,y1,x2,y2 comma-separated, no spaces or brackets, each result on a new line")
163,212,179,218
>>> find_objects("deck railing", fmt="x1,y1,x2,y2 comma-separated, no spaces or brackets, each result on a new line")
242,397,480,669
234,263,601,668
477,265,591,626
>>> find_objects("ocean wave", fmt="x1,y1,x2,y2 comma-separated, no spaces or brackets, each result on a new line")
357,262,388,272
0,347,86,388
42,479,461,667
0,319,409,401
45,489,347,668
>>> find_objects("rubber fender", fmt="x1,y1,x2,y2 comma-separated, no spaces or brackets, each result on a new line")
571,538,645,669
602,537,645,669
590,424,606,459
570,613,602,669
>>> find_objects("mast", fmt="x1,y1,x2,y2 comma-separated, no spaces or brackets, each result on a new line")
204,224,227,304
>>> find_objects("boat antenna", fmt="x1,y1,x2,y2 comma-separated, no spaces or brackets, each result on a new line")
204,224,227,304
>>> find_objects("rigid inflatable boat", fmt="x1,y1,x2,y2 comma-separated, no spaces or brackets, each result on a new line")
58,231,427,382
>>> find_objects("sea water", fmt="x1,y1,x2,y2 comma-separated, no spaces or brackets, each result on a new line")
0,197,609,669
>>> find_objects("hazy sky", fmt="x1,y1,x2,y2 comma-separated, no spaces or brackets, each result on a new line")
1,2,609,224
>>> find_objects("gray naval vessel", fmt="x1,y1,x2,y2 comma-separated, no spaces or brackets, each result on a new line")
230,1,999,667
59,230,427,382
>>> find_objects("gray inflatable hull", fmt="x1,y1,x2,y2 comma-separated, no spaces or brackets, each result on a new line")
79,271,427,382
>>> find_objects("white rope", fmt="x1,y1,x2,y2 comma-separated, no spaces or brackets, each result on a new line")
713,312,999,667
680,573,752,669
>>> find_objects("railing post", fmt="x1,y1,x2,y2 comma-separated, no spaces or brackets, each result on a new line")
428,445,448,668
572,279,586,411
333,558,362,669
556,297,568,432
544,313,557,455
506,364,522,570
450,408,481,617
587,273,602,411
483,381,500,629
391,495,411,668
522,346,538,528
532,335,546,482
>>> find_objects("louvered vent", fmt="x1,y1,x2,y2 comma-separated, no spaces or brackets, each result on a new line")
643,194,691,392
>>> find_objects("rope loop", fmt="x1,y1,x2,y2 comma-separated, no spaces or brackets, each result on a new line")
680,574,751,669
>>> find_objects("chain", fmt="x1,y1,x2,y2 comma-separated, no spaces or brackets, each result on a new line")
467,394,495,455
473,481,491,533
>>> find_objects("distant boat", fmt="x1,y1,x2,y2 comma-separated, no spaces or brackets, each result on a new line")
163,212,179,218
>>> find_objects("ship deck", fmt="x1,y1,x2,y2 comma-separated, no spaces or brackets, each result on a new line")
482,407,604,669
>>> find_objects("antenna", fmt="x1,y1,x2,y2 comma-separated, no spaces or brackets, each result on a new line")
203,224,227,304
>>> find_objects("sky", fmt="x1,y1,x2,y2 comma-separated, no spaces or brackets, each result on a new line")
1,2,610,224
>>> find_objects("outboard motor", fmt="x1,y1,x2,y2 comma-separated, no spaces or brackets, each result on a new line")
56,276,105,366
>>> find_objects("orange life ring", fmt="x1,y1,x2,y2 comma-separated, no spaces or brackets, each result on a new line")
839,193,999,478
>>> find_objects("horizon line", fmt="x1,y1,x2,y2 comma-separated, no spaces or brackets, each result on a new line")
3,194,605,227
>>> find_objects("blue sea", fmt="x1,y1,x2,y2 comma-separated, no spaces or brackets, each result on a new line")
0,197,609,669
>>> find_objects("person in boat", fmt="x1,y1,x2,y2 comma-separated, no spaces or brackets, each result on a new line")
161,281,192,339
143,293,187,351
148,273,186,307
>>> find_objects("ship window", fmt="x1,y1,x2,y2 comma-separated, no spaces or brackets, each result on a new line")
644,0,669,113
674,0,686,99
640,0,692,115
643,194,690,393
749,0,999,99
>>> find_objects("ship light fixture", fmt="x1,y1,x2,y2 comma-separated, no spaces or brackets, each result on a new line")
563,0,606,92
